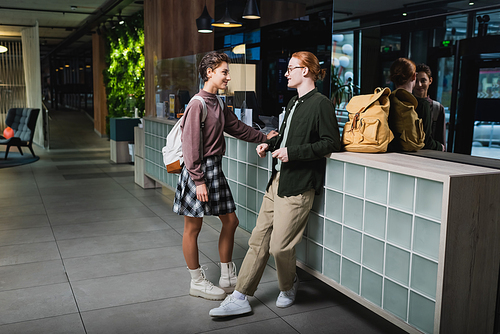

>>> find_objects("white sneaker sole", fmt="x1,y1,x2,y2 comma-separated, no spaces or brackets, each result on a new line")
189,289,226,301
209,305,252,317
276,300,295,308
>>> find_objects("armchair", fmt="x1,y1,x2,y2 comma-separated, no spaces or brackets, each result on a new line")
0,108,40,159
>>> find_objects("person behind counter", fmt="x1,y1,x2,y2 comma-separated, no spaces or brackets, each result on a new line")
173,51,277,301
389,57,445,151
209,51,341,317
413,63,447,150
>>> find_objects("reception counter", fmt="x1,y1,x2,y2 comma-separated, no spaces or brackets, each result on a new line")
139,116,500,334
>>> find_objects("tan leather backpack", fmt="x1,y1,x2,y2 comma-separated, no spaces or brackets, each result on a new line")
342,87,394,153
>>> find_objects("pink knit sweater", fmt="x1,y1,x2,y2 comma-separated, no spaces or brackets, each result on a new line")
180,90,267,186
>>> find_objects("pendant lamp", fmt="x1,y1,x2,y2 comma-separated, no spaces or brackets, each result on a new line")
196,3,213,33
242,0,260,19
212,2,242,28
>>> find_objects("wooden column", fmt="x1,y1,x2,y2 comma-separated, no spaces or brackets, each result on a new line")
92,33,108,136
143,0,214,117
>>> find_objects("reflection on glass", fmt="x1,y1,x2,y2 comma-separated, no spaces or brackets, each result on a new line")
380,34,401,53
476,10,500,36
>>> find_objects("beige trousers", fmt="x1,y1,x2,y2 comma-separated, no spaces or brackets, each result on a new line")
235,173,315,296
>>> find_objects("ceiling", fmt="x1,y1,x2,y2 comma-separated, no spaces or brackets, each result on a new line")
0,0,499,59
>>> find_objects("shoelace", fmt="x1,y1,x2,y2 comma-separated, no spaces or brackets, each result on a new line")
200,266,215,287
229,262,237,277
279,290,294,298
221,295,236,307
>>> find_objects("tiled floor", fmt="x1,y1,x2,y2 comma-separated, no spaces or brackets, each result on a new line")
0,109,408,333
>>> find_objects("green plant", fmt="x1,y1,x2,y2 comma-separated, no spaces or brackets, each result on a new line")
330,65,360,108
330,65,345,108
103,10,145,134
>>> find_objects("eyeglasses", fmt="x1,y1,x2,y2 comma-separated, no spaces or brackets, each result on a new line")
286,66,305,74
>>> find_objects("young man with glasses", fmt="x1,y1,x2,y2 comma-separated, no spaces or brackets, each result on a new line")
209,51,341,317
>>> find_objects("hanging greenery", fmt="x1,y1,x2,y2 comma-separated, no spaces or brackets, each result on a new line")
103,10,145,134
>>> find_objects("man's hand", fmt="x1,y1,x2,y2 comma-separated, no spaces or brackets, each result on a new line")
266,130,279,140
272,147,288,163
196,184,209,202
256,143,269,158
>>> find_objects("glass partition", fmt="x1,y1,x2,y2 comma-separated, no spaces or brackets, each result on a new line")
153,47,262,128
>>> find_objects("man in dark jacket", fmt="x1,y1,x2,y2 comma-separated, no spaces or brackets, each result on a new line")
209,51,341,317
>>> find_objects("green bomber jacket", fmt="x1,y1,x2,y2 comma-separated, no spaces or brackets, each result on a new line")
265,88,341,197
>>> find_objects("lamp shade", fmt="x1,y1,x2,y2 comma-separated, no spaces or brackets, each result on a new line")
212,6,242,28
196,5,213,33
242,0,260,19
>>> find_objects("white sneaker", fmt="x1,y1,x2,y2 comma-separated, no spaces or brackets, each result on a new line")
219,262,237,293
276,274,299,308
209,294,252,317
188,266,226,301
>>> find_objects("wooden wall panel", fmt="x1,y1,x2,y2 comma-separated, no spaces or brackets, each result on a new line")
92,33,108,136
260,1,306,27
143,0,214,116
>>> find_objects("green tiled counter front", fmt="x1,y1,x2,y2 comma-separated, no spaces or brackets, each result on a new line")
142,117,500,334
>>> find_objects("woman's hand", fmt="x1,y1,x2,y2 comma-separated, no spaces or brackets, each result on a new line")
196,184,209,202
256,143,269,158
272,147,288,162
266,130,278,140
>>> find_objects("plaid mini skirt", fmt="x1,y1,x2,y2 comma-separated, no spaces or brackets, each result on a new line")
173,155,236,217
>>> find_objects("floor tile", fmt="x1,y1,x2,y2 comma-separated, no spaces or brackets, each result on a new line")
135,193,173,207
0,313,85,334
0,260,67,291
146,204,177,217
203,318,298,334
72,264,219,311
253,276,350,317
63,245,206,281
38,182,125,196
81,294,277,334
56,230,183,258
0,214,50,231
0,195,42,208
0,242,61,266
0,226,55,246
47,206,156,225
0,204,47,217
282,303,407,334
41,188,134,204
44,196,146,214
0,283,78,325
52,217,170,240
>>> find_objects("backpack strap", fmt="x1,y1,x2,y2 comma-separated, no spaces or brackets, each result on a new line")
188,95,208,160
215,95,224,112
190,96,208,124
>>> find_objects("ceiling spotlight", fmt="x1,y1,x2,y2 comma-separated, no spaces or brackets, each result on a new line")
402,12,407,16
0,45,8,53
70,5,77,11
118,12,124,24
469,1,474,5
